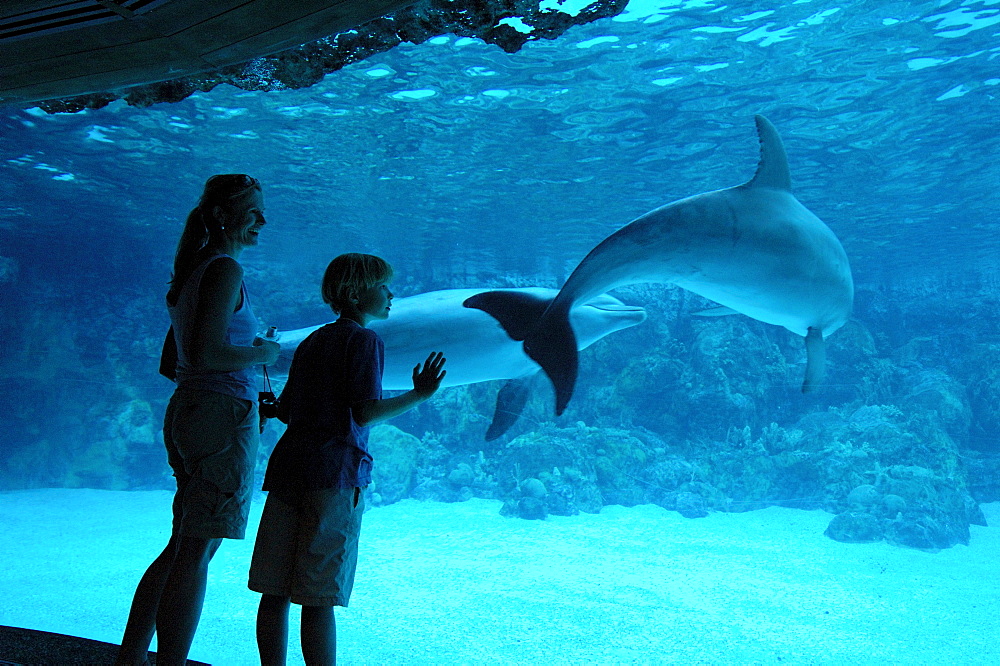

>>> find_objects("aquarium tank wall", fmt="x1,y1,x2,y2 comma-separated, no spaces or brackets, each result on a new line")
1,0,998,663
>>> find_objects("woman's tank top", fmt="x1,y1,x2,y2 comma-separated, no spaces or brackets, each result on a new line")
168,254,259,402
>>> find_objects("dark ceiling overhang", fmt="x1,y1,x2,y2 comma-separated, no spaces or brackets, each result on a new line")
0,0,630,113
0,0,420,106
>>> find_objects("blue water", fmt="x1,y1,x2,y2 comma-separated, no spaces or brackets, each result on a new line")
1,0,999,660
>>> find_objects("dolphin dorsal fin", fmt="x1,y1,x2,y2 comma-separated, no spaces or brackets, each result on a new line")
747,115,791,191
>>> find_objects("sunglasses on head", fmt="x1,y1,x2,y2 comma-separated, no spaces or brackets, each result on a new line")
206,173,260,197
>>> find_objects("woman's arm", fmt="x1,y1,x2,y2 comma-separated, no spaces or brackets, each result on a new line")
189,256,278,371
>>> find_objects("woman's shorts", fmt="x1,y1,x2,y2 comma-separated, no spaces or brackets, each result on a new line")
164,387,258,540
248,487,366,607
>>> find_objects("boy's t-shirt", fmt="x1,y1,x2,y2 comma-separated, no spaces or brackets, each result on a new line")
262,318,384,492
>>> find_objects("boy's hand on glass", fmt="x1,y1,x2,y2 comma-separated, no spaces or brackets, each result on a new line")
412,351,447,397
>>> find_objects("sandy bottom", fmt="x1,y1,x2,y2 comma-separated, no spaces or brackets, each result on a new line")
0,489,997,665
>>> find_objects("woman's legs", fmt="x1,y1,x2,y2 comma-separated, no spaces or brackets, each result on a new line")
115,536,180,665
119,387,254,664
153,535,222,666
301,605,336,666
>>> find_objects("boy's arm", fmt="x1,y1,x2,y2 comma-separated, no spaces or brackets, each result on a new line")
353,351,446,426
353,391,429,426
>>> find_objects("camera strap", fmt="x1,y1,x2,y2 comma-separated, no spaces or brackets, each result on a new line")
262,365,273,394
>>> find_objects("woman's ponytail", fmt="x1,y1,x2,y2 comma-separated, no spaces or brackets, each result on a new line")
167,206,209,305
166,174,261,305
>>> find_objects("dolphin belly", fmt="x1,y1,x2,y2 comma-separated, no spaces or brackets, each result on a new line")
380,333,537,390
671,189,853,336
273,287,646,390
676,278,826,337
273,286,646,439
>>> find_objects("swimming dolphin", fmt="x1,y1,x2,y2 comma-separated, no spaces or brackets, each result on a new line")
270,287,646,438
466,115,853,415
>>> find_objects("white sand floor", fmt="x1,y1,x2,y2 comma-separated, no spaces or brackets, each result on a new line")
0,489,997,665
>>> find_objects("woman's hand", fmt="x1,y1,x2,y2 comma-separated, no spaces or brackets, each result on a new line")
411,351,447,397
253,337,281,366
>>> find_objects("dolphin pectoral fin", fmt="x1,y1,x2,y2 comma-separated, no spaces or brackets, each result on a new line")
463,291,552,341
485,377,534,441
802,327,826,393
747,115,792,191
693,306,739,317
524,306,578,416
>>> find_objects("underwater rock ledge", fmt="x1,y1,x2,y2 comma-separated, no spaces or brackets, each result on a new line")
36,0,630,114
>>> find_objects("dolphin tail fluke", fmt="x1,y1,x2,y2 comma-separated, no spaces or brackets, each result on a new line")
524,305,578,416
463,290,551,341
464,291,579,415
802,327,826,393
485,377,533,441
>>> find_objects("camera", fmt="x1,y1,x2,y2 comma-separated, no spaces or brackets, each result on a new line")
259,391,278,418
259,391,278,433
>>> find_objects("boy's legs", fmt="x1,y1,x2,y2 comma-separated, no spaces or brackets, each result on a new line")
256,595,335,666
251,488,361,666
301,605,336,666
296,488,361,666
257,594,291,666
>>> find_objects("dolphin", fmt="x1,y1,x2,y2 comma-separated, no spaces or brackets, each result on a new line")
270,287,646,438
466,115,854,415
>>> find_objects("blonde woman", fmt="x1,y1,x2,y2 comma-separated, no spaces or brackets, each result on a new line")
117,174,280,666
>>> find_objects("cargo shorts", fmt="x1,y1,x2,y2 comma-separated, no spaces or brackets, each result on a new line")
164,387,259,539
248,487,366,606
